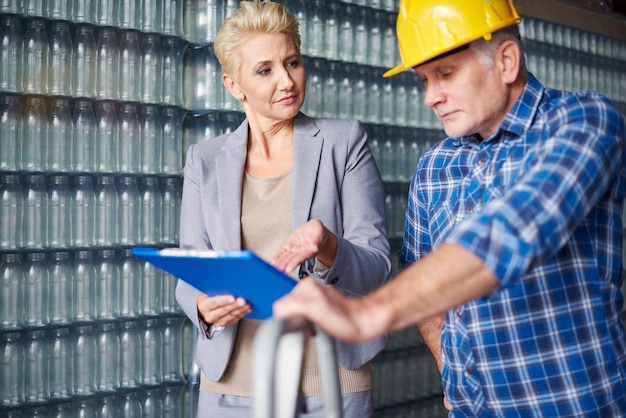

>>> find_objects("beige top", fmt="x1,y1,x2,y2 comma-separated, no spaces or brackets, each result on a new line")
200,168,372,397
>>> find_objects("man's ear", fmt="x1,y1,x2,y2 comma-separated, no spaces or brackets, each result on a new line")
223,73,245,101
497,40,521,84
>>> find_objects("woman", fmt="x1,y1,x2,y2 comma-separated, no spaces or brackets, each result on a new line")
175,1,391,416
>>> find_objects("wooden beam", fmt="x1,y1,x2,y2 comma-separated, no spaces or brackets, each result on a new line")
515,0,626,41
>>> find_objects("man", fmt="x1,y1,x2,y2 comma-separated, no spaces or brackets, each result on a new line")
272,0,626,416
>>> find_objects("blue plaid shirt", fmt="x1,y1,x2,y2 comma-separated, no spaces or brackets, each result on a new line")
399,75,626,417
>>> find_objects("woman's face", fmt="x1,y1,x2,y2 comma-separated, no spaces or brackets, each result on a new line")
227,32,306,126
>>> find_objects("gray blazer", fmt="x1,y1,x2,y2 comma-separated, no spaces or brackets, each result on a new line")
175,112,392,382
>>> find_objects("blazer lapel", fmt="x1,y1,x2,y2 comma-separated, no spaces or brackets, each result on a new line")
215,120,249,250
292,113,322,229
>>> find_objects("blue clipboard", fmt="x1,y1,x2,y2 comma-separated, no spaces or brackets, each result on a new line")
131,247,297,320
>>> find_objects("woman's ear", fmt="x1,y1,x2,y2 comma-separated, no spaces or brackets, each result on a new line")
223,73,245,101
497,40,521,84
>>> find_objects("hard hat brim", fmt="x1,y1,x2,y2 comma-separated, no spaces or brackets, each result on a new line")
382,64,407,78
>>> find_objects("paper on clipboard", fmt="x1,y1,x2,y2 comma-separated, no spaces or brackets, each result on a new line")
131,247,297,320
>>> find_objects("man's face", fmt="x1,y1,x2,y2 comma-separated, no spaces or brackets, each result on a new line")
414,46,511,139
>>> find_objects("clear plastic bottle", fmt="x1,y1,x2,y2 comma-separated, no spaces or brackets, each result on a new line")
325,2,339,61
380,135,395,182
353,8,368,64
119,320,141,388
161,177,181,245
72,0,91,22
95,101,120,173
161,105,184,174
140,176,162,244
161,36,185,106
118,30,142,102
140,0,164,33
140,259,162,315
49,326,72,400
73,250,97,321
367,67,382,124
322,61,339,118
184,0,221,44
22,0,44,17
307,0,324,58
119,248,141,318
96,27,119,100
184,45,220,111
72,324,97,396
24,329,49,403
0,253,24,329
118,176,141,245
140,104,162,174
71,175,96,247
47,0,72,20
96,322,120,392
95,175,119,246
381,76,394,125
48,98,73,172
0,94,22,171
94,0,116,27
0,174,23,250
24,252,50,327
48,21,73,97
382,11,397,68
72,98,97,172
96,249,120,320
161,316,184,381
0,15,23,93
140,33,163,104
23,18,48,95
23,174,49,249
393,73,409,127
368,10,383,67
22,96,48,172
72,24,97,99
118,0,140,30
118,103,141,174
48,175,72,248
142,388,164,417
0,331,24,407
98,395,121,418
140,318,163,385
121,391,142,416
49,251,73,325
338,4,355,63
352,65,367,122
163,0,184,36
303,58,323,117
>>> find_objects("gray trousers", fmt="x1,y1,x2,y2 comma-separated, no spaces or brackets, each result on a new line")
197,390,373,418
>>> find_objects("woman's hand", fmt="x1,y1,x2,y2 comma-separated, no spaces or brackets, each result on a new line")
271,219,338,274
197,294,251,327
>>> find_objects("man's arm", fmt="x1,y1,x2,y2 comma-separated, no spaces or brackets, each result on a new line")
273,243,499,343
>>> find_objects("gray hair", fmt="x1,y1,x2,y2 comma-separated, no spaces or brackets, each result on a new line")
470,25,528,77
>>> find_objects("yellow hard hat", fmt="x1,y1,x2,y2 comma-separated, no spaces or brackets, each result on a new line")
383,0,521,77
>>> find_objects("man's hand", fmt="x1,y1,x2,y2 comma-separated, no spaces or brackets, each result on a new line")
197,294,251,327
273,277,381,343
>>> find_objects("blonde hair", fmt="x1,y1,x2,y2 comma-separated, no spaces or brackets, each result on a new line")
214,0,301,79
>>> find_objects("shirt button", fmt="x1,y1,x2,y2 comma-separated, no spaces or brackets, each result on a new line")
466,367,473,375
456,310,462,318
478,158,486,165
467,207,474,214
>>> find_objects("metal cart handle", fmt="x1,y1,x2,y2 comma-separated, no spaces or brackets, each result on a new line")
253,316,343,418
